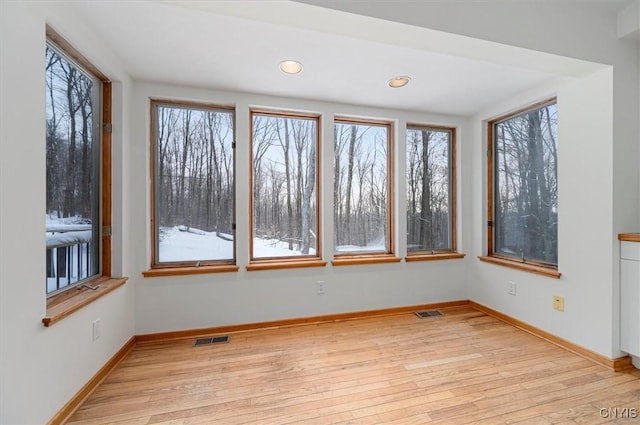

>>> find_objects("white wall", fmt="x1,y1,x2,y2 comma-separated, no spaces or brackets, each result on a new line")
132,82,468,335
468,71,619,358
618,0,640,40
1,1,638,423
0,2,134,424
300,0,640,358
299,1,640,233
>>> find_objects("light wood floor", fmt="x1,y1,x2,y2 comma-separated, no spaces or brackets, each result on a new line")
67,307,640,424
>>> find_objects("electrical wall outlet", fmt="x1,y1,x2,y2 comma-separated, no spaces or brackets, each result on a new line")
316,281,325,295
553,295,564,312
508,281,517,296
92,319,101,341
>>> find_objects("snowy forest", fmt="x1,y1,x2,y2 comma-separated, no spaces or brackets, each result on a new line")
45,44,98,293
45,51,556,270
252,113,318,257
154,104,235,262
334,122,389,253
156,114,456,261
45,45,98,222
44,42,557,288
406,128,452,252
494,103,558,265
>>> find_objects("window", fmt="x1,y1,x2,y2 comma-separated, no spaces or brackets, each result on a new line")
149,100,236,272
406,125,459,259
485,99,559,276
333,118,398,264
249,110,324,270
45,36,107,296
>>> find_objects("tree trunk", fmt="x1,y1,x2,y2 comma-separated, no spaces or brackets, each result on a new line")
205,116,213,231
344,125,357,244
333,129,342,246
45,49,61,216
301,137,316,254
295,124,304,248
527,110,552,261
177,110,191,225
279,120,294,250
207,113,222,234
79,81,92,219
63,66,78,218
419,131,432,249
407,138,418,247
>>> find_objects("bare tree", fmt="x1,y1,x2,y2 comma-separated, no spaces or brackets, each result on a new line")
419,130,433,249
275,119,294,250
406,128,451,251
300,138,315,254
334,123,386,250
250,115,318,255
154,103,235,255
344,125,357,244
61,63,80,218
494,104,557,263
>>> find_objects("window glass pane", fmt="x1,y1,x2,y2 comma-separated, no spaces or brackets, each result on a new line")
494,103,558,265
406,127,451,252
334,121,389,254
154,104,235,263
45,44,100,295
251,113,318,258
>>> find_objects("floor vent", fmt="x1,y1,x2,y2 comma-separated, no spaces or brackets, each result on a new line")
414,310,443,319
193,335,230,347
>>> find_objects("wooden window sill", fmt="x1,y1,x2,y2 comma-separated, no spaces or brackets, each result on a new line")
43,276,128,327
478,255,561,279
405,252,466,262
143,265,239,277
332,254,401,266
618,233,640,242
246,259,327,271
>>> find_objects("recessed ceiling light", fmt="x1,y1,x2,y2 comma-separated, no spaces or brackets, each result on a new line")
279,60,303,75
388,76,411,88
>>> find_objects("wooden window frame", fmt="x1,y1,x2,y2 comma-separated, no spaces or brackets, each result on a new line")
404,124,463,262
144,99,239,277
247,108,325,271
44,27,128,326
479,98,561,279
332,117,400,266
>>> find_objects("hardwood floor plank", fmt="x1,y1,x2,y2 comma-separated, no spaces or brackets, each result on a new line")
66,307,640,424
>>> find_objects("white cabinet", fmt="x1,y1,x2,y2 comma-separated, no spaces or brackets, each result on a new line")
620,238,640,361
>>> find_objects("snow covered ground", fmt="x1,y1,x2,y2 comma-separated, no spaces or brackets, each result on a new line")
46,213,91,230
335,244,386,253
335,233,386,253
45,214,387,294
159,225,320,261
159,226,234,262
158,225,385,260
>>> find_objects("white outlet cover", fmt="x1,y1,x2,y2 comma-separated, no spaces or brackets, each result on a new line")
92,319,101,341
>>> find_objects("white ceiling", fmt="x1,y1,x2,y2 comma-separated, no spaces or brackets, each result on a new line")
66,0,605,116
